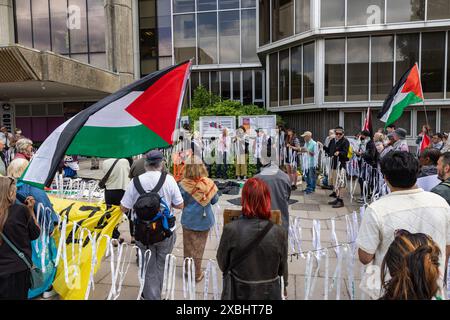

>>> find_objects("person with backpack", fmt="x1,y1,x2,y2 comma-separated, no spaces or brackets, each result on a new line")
216,178,288,300
120,150,183,300
432,152,450,206
179,156,219,282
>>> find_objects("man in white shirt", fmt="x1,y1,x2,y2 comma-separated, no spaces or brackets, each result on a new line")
356,151,450,298
120,150,184,300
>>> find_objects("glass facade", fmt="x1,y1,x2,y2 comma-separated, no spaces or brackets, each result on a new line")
279,49,290,106
428,0,450,20
189,69,264,106
395,33,419,82
303,42,315,103
14,0,107,68
386,0,424,23
173,1,259,65
272,0,294,42
347,0,384,26
321,0,345,27
371,35,394,101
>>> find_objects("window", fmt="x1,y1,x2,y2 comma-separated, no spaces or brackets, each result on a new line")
242,9,258,63
427,1,450,20
347,0,384,26
344,112,362,136
421,32,445,99
69,0,88,54
221,71,231,99
243,70,253,105
371,109,386,133
233,70,241,101
272,0,294,42
219,11,240,63
191,72,200,92
173,0,195,13
15,105,31,117
395,33,419,82
347,37,369,101
279,49,290,106
219,0,239,10
88,0,106,53
270,53,278,107
259,0,271,45
303,42,315,103
50,0,69,54
387,0,425,23
157,0,172,57
242,0,256,8
139,0,157,74
15,0,32,47
325,38,345,102
200,72,210,91
417,110,437,135
291,46,302,105
371,35,394,101
211,71,219,96
255,70,264,100
393,110,412,135
320,0,345,27
198,12,217,64
441,109,450,133
174,14,196,64
32,0,51,50
295,0,310,33
197,0,216,11
448,37,450,98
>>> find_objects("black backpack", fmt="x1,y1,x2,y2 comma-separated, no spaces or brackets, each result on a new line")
133,172,176,246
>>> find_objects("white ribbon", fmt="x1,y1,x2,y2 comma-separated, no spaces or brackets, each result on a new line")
203,259,219,300
312,220,322,260
324,248,330,300
136,247,152,300
162,254,177,300
304,251,313,300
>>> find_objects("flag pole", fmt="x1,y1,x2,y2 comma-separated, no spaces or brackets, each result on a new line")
416,62,431,133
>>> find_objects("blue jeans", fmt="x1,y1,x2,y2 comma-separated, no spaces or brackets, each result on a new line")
322,174,329,186
305,167,316,193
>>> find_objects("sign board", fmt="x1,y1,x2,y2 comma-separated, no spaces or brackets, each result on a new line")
199,116,236,138
223,209,282,226
0,102,14,133
238,115,277,137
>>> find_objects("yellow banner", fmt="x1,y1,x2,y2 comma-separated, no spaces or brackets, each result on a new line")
50,197,123,300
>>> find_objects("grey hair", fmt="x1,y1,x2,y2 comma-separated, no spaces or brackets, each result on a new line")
144,160,164,172
7,158,29,178
15,138,33,154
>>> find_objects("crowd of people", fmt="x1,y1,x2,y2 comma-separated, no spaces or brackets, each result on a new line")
0,120,450,301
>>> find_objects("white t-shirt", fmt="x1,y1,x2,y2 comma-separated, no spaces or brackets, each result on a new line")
120,171,184,211
356,188,450,297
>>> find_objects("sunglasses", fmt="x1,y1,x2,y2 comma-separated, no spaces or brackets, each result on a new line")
335,132,343,136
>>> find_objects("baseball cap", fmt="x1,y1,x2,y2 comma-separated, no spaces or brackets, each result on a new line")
394,128,407,139
146,150,164,164
301,131,312,137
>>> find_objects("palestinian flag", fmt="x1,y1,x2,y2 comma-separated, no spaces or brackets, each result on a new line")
362,107,373,138
21,61,192,188
419,133,431,153
378,63,423,127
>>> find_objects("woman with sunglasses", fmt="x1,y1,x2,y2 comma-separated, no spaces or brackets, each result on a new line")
380,229,442,300
0,176,40,299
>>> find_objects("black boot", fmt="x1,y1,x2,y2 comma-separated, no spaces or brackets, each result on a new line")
329,191,337,198
332,198,344,208
328,198,339,205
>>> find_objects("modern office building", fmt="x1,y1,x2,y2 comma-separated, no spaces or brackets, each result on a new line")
258,0,450,144
2,0,449,146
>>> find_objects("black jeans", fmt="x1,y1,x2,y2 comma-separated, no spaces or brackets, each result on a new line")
218,152,228,178
0,269,30,300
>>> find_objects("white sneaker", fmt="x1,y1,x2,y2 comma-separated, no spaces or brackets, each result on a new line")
42,288,58,299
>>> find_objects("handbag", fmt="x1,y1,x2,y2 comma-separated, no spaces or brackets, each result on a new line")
0,232,45,291
98,159,120,189
221,221,275,300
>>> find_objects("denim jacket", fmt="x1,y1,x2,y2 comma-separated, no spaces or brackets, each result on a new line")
180,186,219,231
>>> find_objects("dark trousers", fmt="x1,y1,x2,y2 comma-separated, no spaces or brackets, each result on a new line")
256,158,262,174
105,189,127,239
0,269,30,300
218,152,228,178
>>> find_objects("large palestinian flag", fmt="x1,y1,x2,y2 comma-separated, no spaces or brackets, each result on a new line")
378,63,423,127
21,60,191,188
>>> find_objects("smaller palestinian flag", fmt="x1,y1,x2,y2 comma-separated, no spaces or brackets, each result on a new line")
378,63,423,127
362,107,373,138
419,133,431,153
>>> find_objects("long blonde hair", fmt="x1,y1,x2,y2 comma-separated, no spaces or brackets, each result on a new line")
183,156,208,180
0,176,17,244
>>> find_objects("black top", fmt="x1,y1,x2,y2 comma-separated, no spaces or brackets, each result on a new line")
325,138,350,170
0,204,40,276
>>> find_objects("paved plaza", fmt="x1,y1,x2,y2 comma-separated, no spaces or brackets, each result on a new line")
69,160,365,300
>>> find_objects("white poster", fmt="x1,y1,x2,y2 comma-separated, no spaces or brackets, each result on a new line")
199,116,236,138
238,115,277,137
